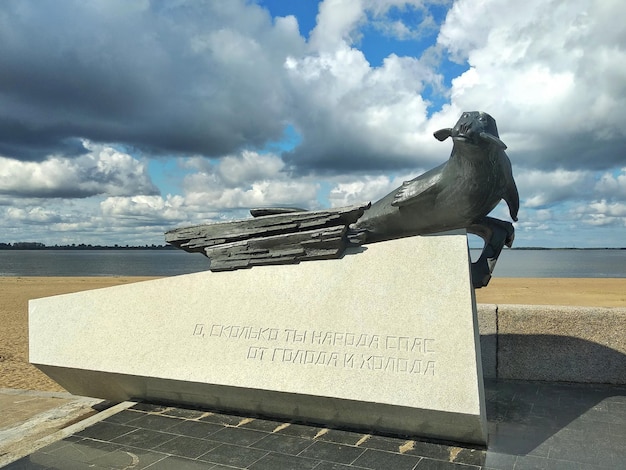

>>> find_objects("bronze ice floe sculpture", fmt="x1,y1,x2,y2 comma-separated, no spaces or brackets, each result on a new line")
166,111,519,288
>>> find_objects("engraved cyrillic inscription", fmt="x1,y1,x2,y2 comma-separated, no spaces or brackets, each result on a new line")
192,323,436,375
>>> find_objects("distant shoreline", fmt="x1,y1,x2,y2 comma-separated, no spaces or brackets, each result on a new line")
0,245,624,251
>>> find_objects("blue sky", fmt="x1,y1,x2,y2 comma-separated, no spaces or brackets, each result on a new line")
0,0,625,248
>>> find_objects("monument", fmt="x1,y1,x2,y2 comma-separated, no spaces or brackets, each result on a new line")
30,111,518,446
166,111,519,289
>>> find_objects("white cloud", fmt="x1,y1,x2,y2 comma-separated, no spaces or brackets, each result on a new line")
100,195,186,223
587,200,626,218
6,207,64,225
436,0,626,169
217,151,286,187
309,0,366,51
515,168,593,208
366,0,440,41
180,150,318,210
572,199,626,227
0,142,157,198
2,0,626,248
0,0,306,160
284,46,444,171
582,213,625,227
184,178,318,211
595,168,626,198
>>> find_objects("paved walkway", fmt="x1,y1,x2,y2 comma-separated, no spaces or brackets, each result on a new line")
2,379,626,469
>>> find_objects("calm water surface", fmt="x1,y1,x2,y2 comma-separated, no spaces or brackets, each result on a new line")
483,249,626,278
0,248,625,277
0,250,208,277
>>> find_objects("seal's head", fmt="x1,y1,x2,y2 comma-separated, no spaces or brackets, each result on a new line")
434,111,507,149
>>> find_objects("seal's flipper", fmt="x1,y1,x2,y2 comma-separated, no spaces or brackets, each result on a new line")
496,151,519,221
505,182,519,222
468,217,515,288
479,132,507,149
434,128,453,141
391,163,445,207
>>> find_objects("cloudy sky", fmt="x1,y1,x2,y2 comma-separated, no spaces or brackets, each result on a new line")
1,0,625,248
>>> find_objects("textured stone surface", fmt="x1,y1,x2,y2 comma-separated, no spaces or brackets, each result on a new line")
476,304,497,379
165,204,369,271
30,231,487,444
496,304,626,383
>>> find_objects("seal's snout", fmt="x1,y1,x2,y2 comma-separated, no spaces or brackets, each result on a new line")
453,114,480,141
433,111,504,148
458,122,473,137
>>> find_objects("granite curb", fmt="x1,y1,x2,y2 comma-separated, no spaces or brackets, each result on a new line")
0,388,133,467
477,304,626,384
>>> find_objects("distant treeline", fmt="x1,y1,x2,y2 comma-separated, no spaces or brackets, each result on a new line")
0,242,174,250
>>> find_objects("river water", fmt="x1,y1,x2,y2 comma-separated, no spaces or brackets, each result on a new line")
1,248,625,278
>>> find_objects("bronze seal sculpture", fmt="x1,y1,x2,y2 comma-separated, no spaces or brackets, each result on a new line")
351,111,519,286
166,111,519,288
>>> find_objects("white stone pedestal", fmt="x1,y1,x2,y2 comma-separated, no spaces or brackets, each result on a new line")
29,230,487,444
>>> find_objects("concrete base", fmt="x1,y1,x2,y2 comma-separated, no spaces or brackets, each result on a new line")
30,231,487,445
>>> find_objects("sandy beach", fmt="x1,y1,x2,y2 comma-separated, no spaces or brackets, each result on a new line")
1,276,625,392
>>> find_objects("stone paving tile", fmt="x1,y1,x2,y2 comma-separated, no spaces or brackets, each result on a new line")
129,402,168,413
34,436,79,454
121,411,182,431
415,457,480,469
248,451,320,470
89,445,166,469
251,432,313,454
298,440,366,465
102,409,144,425
152,435,220,459
351,448,422,470
274,422,326,439
3,380,626,470
196,443,268,467
312,462,369,470
165,419,223,439
9,452,102,469
145,455,212,469
356,434,409,453
316,428,368,446
547,440,613,468
515,456,592,470
238,416,286,432
44,438,121,464
452,447,487,466
161,406,207,419
110,428,177,449
402,439,456,460
10,438,164,470
208,426,268,446
199,412,247,426
209,465,250,470
482,450,516,470
73,420,137,441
